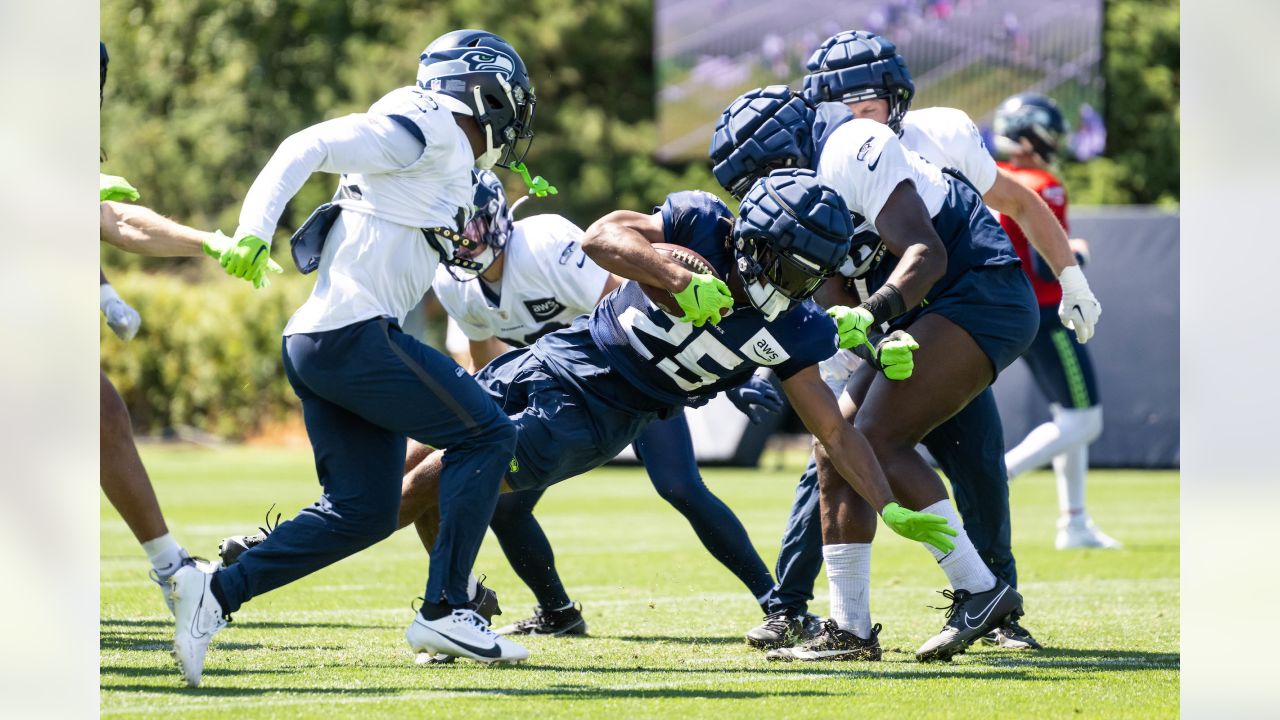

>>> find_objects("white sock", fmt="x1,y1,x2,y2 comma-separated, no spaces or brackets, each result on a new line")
141,533,186,578
919,500,996,593
467,574,479,601
1055,444,1089,517
1006,405,1102,479
823,543,872,638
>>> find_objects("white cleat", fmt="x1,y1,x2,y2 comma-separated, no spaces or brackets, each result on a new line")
406,609,529,665
150,551,195,616
169,561,228,687
1056,515,1123,550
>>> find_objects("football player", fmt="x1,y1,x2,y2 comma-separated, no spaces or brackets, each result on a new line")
98,40,280,615
168,30,539,685
710,84,1040,662
392,170,958,650
993,93,1118,550
744,31,1103,652
416,170,785,641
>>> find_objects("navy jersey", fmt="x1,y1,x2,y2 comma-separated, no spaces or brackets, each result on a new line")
531,191,838,411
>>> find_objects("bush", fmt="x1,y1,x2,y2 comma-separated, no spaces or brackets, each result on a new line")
100,272,313,439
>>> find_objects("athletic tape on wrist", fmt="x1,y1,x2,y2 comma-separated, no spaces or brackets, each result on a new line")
859,283,907,326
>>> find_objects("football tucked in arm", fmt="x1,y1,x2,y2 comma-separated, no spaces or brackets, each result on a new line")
640,243,730,318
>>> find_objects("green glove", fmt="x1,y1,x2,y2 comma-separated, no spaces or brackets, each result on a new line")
828,305,874,350
672,273,733,327
881,501,957,553
203,231,285,287
215,234,278,289
100,173,140,202
874,330,919,381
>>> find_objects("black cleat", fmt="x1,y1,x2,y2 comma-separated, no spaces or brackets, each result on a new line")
218,504,281,567
916,578,1023,662
983,618,1043,650
766,620,882,662
745,609,822,650
494,602,588,637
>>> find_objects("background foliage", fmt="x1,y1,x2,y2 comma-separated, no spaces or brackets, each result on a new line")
100,0,1178,438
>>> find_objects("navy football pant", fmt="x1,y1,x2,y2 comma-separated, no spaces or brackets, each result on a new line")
767,387,1016,614
213,318,515,613
489,412,775,609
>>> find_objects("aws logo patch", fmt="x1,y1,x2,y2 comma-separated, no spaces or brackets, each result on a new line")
523,297,565,322
740,328,791,366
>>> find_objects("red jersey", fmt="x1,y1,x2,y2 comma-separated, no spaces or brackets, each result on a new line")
996,161,1067,307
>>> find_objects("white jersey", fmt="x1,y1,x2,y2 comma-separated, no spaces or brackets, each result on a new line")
818,107,997,388
233,85,475,336
816,117,949,238
432,214,607,347
901,107,998,194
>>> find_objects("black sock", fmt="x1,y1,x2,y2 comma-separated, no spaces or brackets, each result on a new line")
419,599,452,621
209,572,232,616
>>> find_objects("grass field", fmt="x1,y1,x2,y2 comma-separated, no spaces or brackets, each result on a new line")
101,446,1179,718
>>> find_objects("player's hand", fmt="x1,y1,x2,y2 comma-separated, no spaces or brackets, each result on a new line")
1056,265,1101,344
726,374,784,424
215,234,280,289
100,285,141,341
672,272,733,327
828,305,875,350
873,330,919,381
880,501,957,553
203,230,285,286
100,173,140,202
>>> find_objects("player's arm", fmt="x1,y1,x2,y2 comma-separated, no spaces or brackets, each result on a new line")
581,210,689,293
221,113,424,285
99,267,140,341
872,181,947,310
100,201,213,257
781,365,955,551
595,273,625,303
582,210,730,325
982,167,1075,275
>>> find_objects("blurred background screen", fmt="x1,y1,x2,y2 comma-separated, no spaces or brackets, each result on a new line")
656,0,1105,162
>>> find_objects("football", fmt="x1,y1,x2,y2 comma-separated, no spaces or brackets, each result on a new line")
640,243,730,317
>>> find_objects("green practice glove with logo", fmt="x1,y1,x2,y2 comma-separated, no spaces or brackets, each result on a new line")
828,305,874,350
100,173,140,202
205,232,281,289
672,273,733,327
881,501,957,553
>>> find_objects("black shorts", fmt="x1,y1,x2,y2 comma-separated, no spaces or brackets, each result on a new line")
890,264,1039,381
1019,306,1100,408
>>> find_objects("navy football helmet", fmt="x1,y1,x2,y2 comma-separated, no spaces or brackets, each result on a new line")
733,169,853,320
802,30,915,135
993,93,1067,162
445,168,514,280
709,86,817,200
417,29,536,169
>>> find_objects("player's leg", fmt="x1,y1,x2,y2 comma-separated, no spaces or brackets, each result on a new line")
487,489,588,636
922,390,1042,650
922,389,1017,587
1006,309,1115,548
635,412,775,604
748,453,825,649
768,370,882,661
100,370,190,610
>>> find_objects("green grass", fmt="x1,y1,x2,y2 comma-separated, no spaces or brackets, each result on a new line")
102,446,1179,718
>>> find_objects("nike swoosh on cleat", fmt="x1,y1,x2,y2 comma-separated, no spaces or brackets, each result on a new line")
963,586,1010,629
429,627,503,658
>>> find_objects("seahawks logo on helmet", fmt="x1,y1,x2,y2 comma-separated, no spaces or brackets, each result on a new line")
420,49,516,82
